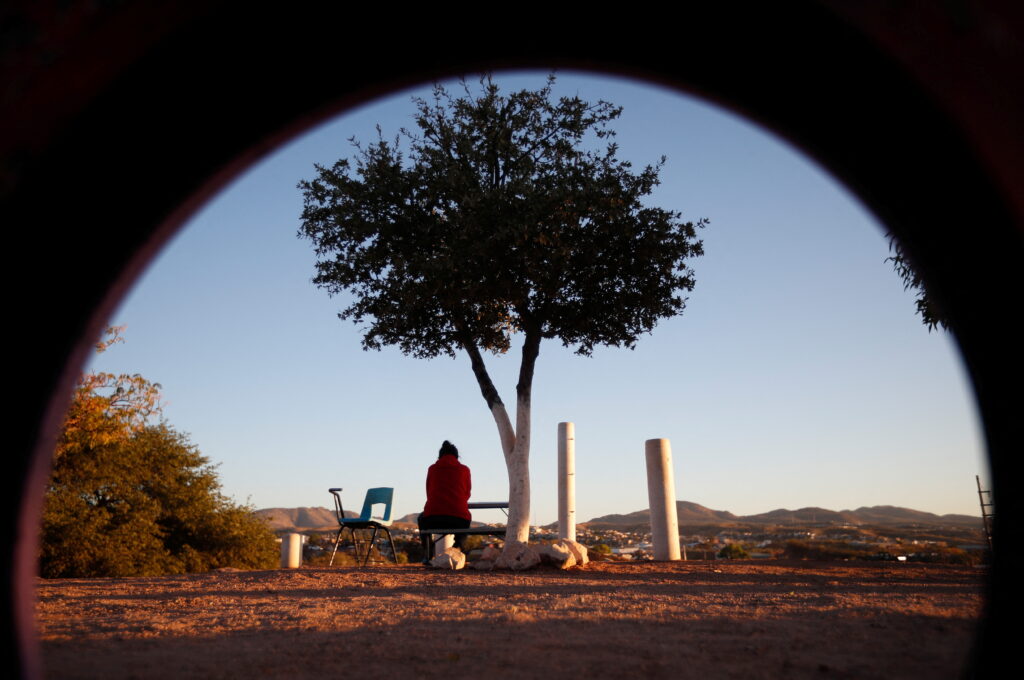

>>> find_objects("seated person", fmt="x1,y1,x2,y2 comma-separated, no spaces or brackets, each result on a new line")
418,440,471,559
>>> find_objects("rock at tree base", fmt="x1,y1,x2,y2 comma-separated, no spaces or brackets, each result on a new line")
540,542,577,569
430,547,466,570
480,544,502,562
495,543,542,571
557,539,589,566
470,545,501,570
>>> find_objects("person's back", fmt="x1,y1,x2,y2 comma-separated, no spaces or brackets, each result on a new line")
423,453,471,519
418,440,472,559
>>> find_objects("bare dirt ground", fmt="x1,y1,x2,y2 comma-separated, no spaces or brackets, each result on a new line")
34,560,984,679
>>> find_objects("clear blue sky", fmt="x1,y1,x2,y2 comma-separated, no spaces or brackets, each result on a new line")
87,70,987,524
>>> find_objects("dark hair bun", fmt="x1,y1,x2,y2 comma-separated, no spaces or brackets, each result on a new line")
439,440,459,458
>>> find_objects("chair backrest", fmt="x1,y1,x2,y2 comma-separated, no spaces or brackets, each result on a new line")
359,487,394,525
329,488,346,524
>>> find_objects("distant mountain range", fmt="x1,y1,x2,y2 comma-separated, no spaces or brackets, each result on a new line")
256,501,981,532
256,507,343,532
584,501,981,529
256,506,493,532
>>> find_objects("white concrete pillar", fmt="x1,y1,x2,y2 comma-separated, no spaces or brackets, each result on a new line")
558,421,576,541
645,438,681,561
280,532,302,568
434,534,454,557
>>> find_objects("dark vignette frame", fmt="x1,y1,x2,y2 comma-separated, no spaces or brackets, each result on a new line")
3,3,1020,677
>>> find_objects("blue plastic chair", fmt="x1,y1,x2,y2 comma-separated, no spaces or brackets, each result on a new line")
328,487,398,566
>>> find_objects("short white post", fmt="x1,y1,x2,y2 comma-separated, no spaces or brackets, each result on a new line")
558,421,576,541
645,438,681,561
434,534,454,557
280,532,303,568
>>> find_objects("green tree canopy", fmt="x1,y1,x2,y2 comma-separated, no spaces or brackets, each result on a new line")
300,75,704,361
40,328,278,578
298,75,706,548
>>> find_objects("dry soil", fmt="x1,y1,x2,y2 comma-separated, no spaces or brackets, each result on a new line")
34,560,985,679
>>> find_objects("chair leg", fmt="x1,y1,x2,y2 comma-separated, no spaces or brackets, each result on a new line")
353,529,367,566
351,528,365,566
329,526,346,566
385,527,398,564
424,532,434,561
362,526,379,567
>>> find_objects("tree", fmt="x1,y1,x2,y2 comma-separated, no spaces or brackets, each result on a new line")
40,327,278,577
298,75,706,551
886,235,949,331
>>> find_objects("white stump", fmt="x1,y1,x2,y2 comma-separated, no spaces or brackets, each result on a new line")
558,421,576,541
645,438,681,561
280,532,302,568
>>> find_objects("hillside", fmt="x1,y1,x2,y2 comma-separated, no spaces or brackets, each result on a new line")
585,502,981,529
256,507,421,532
259,501,981,533
586,501,739,526
255,507,344,532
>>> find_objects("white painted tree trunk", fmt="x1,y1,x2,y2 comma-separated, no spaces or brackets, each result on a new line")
465,334,538,552
489,402,515,460
490,398,531,545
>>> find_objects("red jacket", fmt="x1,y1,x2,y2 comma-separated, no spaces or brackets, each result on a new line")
422,455,471,520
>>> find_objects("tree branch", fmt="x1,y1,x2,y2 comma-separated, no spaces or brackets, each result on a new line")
512,328,541,477
460,334,504,410
459,331,516,459
516,329,542,406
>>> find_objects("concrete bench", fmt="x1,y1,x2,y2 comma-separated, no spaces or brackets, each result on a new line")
418,502,508,560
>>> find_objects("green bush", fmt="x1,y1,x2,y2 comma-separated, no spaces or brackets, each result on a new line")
41,423,278,578
462,534,488,552
718,543,750,560
40,338,279,578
